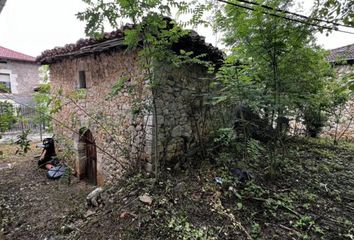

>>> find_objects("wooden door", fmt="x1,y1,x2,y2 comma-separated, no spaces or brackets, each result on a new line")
83,130,97,185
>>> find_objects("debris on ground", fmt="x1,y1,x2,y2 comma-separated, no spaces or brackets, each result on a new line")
138,193,153,205
86,187,104,207
1,138,354,239
0,143,94,240
0,162,12,170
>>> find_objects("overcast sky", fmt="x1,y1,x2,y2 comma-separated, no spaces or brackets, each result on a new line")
0,0,353,57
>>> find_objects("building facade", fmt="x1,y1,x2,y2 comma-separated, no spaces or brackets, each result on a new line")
0,46,40,107
37,29,223,185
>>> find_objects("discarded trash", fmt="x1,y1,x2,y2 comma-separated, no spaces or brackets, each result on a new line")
47,164,67,179
230,168,252,183
61,224,75,234
215,177,223,184
139,193,153,205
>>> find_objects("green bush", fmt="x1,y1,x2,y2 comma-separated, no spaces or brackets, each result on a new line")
303,108,327,138
0,101,16,133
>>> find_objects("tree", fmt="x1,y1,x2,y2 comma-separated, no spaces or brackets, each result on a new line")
312,0,353,28
0,82,17,138
214,0,333,137
0,101,16,134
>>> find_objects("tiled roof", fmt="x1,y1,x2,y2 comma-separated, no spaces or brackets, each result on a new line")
0,46,36,62
37,21,224,66
37,28,127,64
327,43,354,62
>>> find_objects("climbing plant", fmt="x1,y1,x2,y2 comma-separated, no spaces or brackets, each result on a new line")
77,0,216,175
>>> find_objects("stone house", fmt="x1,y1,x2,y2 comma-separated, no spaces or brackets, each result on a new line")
328,43,354,75
37,29,223,185
324,43,354,139
0,46,40,107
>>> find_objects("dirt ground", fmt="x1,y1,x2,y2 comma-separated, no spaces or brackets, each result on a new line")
0,143,94,240
65,138,354,240
1,138,353,240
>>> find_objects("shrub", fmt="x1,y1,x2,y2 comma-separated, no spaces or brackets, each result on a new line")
303,108,327,138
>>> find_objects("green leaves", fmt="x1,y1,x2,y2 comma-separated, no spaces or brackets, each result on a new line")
313,0,354,29
215,0,336,134
0,101,17,133
106,76,129,100
123,28,141,48
15,129,31,155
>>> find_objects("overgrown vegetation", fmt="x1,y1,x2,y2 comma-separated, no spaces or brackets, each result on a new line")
0,101,16,134
64,0,354,239
63,137,353,240
14,129,31,155
74,0,354,170
1,0,354,239
33,65,52,132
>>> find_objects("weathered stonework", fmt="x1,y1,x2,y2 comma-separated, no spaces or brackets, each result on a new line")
153,64,214,164
49,48,216,186
322,64,354,140
50,50,147,185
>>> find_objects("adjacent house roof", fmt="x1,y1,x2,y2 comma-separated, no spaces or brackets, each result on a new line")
327,43,354,63
0,46,36,62
37,23,224,66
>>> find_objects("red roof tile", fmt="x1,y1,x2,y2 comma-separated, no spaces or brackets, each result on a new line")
0,46,36,62
37,19,224,66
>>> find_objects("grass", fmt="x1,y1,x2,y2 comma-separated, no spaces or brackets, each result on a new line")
0,142,40,164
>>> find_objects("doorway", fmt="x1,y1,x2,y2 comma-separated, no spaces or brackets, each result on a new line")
80,128,97,185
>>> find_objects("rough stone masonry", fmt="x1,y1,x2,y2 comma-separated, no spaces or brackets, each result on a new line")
37,29,223,186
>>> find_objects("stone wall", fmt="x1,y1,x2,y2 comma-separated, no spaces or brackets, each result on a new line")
49,50,149,185
153,64,214,165
321,63,354,140
49,50,216,185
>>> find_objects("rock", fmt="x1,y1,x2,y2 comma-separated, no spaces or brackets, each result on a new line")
74,219,84,227
61,224,75,234
84,209,96,218
86,187,104,207
171,125,192,138
139,193,153,205
144,162,153,172
174,182,186,192
230,168,252,183
0,163,12,171
171,126,183,137
128,190,138,196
